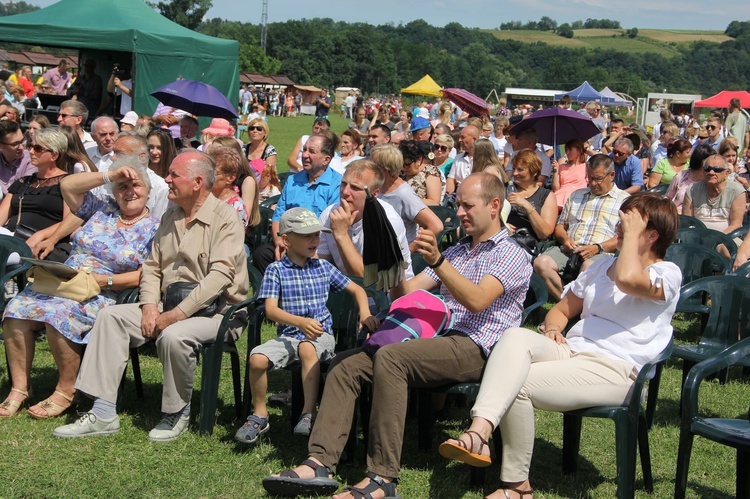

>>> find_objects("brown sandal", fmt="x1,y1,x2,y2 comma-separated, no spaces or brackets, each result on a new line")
28,390,75,420
439,429,492,467
0,388,30,418
498,485,534,498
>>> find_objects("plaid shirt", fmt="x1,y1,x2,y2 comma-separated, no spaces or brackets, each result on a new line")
258,256,351,340
424,229,531,356
558,186,629,246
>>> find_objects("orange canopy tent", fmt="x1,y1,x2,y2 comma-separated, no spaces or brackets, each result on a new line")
694,90,750,108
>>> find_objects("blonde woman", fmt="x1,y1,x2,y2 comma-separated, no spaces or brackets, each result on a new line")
245,117,277,171
471,140,508,182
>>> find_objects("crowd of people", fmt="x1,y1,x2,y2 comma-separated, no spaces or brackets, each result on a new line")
0,69,749,498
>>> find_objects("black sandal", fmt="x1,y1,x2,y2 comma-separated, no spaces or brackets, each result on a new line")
262,458,338,497
498,484,534,498
342,472,401,499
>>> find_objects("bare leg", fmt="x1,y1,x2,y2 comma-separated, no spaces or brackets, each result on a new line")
533,255,562,301
0,318,38,415
249,353,271,417
298,341,320,415
28,325,80,418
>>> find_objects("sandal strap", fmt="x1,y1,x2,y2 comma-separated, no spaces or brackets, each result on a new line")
463,430,489,455
54,390,75,403
301,459,334,479
10,388,29,398
502,486,534,498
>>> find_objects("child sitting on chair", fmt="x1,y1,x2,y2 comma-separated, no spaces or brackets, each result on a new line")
235,207,378,444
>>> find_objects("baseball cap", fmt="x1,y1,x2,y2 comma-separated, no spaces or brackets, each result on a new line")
410,116,431,132
278,207,331,236
121,111,138,126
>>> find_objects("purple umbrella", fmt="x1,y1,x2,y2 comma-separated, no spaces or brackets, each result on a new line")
151,79,237,120
508,108,600,148
441,88,490,116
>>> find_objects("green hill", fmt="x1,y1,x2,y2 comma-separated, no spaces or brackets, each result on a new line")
486,28,731,57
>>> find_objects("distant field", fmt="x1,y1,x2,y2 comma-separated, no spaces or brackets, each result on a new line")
486,28,729,56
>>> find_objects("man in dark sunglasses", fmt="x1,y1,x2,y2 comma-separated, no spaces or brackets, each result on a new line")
702,116,723,151
0,120,35,195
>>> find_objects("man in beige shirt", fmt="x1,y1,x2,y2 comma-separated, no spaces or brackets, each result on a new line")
54,151,249,442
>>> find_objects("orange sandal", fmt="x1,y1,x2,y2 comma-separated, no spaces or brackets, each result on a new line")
28,390,75,420
439,429,492,467
0,388,30,418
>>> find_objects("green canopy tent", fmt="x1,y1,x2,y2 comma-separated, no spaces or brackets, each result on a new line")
0,0,239,117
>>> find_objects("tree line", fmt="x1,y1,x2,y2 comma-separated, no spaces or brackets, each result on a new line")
499,17,622,31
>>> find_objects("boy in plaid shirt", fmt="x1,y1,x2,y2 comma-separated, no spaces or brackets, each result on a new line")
235,208,378,444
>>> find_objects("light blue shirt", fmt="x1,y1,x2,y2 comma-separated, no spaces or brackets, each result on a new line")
272,166,342,222
611,153,643,191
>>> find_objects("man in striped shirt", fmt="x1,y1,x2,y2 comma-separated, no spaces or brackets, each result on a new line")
534,154,629,300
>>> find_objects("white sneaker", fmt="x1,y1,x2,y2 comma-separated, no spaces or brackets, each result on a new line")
148,413,190,442
53,412,120,438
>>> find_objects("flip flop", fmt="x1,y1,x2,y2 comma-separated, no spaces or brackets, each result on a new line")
439,430,492,467
262,459,338,497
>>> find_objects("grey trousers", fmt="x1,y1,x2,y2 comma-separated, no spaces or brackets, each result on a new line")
308,333,486,479
76,303,240,414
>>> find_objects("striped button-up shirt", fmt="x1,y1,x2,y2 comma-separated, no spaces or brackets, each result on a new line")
424,229,532,356
559,186,629,246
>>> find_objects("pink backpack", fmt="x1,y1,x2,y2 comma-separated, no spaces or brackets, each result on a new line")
363,289,453,356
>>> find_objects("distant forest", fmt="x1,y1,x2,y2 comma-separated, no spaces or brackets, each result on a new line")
200,18,750,98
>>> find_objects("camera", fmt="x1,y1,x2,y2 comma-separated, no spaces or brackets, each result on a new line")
112,63,129,80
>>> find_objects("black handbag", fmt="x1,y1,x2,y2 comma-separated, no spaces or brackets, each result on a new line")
561,252,585,283
510,228,538,256
163,282,222,318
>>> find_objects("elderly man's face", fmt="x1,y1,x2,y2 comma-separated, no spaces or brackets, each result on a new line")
112,137,147,165
586,166,614,196
301,136,330,173
612,144,631,164
94,120,117,153
703,156,729,187
57,106,82,128
165,156,199,203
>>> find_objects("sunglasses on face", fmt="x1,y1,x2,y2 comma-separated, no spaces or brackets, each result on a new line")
58,113,77,119
705,125,718,131
31,144,52,154
434,144,449,152
703,166,727,173
248,126,264,132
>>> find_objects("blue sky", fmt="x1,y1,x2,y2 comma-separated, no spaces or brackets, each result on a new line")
28,0,750,31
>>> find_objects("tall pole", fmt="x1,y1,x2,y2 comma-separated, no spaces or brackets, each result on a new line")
260,0,268,53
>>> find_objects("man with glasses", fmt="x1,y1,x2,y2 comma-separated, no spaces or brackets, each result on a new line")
610,137,643,194
703,116,724,151
534,154,629,300
0,120,35,194
57,100,95,148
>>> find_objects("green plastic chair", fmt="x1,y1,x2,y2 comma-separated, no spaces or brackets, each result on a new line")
678,214,706,229
672,275,750,396
727,224,749,242
0,234,33,310
675,337,750,499
259,194,281,209
410,252,428,275
674,227,738,260
429,205,461,249
278,171,293,190
648,184,669,196
665,243,730,316
249,206,274,250
562,340,673,499
734,260,750,277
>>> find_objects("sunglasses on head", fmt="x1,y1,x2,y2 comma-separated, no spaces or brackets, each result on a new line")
703,166,727,173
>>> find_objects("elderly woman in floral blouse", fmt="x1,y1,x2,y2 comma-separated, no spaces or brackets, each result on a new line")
399,140,444,206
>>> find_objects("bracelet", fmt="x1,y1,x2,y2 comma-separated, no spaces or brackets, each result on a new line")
102,171,111,184
106,274,113,290
428,254,445,269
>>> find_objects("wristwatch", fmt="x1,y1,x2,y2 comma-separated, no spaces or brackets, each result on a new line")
595,243,604,254
107,274,114,289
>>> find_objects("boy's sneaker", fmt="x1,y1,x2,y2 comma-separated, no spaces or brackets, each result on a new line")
234,414,269,444
293,413,314,436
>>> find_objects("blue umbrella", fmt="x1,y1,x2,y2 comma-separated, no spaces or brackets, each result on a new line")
150,79,237,120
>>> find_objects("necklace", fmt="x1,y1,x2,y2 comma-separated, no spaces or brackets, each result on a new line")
119,209,149,226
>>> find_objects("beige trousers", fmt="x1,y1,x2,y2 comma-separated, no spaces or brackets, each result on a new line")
470,327,637,482
76,303,239,414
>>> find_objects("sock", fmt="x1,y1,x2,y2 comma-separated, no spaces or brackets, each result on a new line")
90,398,117,420
180,403,191,418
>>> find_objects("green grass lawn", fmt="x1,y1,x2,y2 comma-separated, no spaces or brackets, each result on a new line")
1,308,747,497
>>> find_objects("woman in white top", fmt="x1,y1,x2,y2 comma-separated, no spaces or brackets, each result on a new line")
439,192,681,499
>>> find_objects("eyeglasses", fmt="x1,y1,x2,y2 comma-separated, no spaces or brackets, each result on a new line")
705,125,718,131
57,113,77,120
434,144,449,152
31,144,52,154
703,166,727,173
587,175,610,184
248,126,264,132
1,139,24,147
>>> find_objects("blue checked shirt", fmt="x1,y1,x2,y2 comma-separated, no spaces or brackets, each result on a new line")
258,256,351,340
423,229,532,356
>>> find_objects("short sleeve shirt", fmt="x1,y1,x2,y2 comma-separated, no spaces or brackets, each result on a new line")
559,186,629,245
258,256,351,340
272,167,342,222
